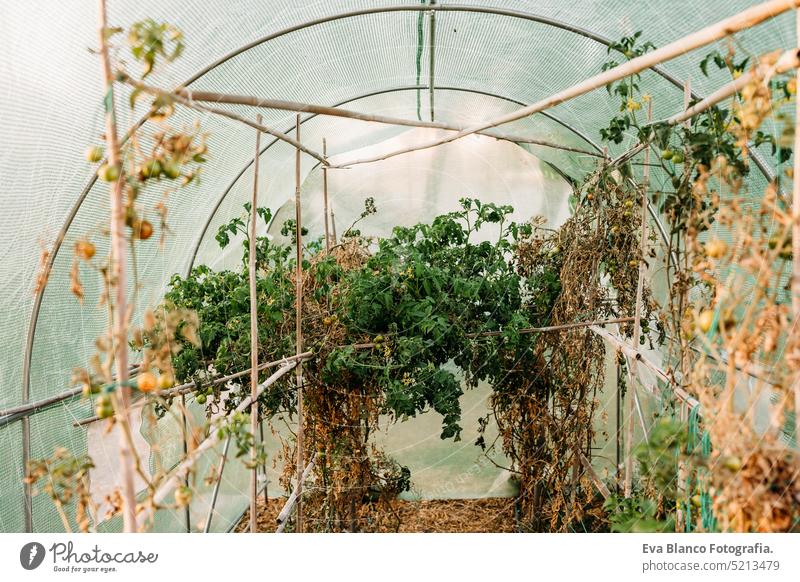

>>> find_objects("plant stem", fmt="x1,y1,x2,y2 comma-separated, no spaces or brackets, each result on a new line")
97,0,138,533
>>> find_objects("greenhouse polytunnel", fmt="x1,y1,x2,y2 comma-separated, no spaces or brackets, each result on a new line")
1,0,800,545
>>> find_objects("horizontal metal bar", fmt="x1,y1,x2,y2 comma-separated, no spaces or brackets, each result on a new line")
0,364,141,426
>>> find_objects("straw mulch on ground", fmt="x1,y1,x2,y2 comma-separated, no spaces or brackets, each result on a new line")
235,497,516,533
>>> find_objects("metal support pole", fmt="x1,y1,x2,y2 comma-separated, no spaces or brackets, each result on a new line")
203,435,232,533
181,394,191,532
22,415,32,531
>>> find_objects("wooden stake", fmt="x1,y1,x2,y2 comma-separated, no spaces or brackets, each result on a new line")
683,77,692,129
332,0,800,168
578,450,611,500
119,74,326,164
624,100,652,498
294,115,305,533
97,0,137,533
793,7,800,449
248,114,262,533
73,353,312,427
322,139,331,252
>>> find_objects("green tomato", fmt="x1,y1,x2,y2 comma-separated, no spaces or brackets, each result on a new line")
141,159,162,179
85,146,104,163
98,163,120,182
163,160,181,180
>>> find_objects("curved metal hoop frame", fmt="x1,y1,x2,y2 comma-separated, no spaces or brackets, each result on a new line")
18,2,778,532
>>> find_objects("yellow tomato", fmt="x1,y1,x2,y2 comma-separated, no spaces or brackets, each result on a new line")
157,373,175,390
697,310,715,333
704,239,728,259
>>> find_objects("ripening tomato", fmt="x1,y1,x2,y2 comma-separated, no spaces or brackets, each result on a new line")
75,240,96,261
135,220,154,241
704,239,728,259
137,372,157,392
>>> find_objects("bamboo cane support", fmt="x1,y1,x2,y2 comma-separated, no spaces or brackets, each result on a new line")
794,8,800,448
97,0,137,533
151,361,297,506
2,364,140,420
623,101,653,498
73,353,312,427
590,325,701,411
332,1,800,168
578,450,611,500
613,48,800,167
177,90,602,157
294,115,305,533
323,139,331,252
463,316,634,338
276,455,317,532
118,75,326,164
248,114,262,533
